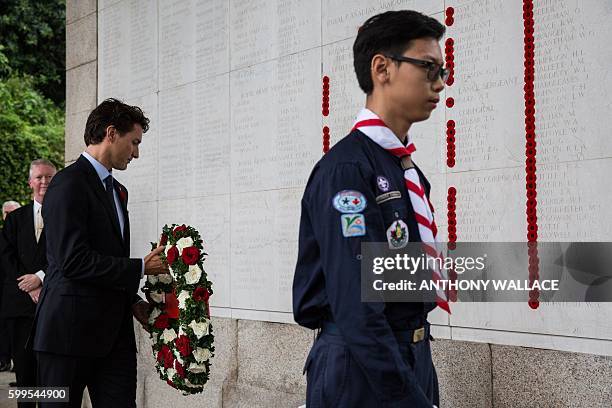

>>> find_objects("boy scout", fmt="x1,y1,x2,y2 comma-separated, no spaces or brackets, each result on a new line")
293,10,448,407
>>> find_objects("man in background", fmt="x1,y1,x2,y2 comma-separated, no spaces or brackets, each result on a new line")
1,160,56,407
0,200,21,374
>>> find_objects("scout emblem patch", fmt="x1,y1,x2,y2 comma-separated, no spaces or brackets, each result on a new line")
376,176,390,192
341,214,366,237
386,219,409,249
332,190,367,213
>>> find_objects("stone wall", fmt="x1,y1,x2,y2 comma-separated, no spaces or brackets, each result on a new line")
63,1,612,406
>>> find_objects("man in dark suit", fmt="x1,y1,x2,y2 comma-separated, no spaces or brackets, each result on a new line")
0,200,22,375
1,160,56,408
32,99,168,408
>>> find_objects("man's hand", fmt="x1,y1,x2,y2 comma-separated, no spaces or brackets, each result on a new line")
132,300,152,332
144,246,169,275
17,274,42,292
28,287,42,304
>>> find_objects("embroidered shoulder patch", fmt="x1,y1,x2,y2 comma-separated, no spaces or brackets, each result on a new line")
332,190,367,213
340,214,366,237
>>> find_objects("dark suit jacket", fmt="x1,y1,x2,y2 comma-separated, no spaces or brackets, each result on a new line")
32,155,142,357
0,203,47,319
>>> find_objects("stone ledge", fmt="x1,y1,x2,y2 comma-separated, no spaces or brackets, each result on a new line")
432,339,493,408
492,344,612,408
237,319,311,395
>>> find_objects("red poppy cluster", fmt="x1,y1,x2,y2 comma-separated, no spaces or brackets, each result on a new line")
446,120,456,168
447,186,457,244
524,0,539,309
444,37,455,86
322,76,330,116
323,125,330,154
445,7,454,26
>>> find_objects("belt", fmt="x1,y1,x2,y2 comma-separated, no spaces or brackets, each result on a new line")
321,321,428,344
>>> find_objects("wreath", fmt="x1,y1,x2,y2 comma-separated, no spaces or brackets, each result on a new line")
142,224,214,394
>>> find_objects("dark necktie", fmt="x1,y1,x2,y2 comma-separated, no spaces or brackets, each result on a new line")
104,175,121,237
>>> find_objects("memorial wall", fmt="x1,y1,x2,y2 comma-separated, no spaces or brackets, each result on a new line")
97,0,612,356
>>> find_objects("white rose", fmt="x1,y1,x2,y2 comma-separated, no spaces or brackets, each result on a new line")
150,291,165,303
193,347,211,363
176,237,194,252
162,328,177,343
158,273,173,284
184,378,203,389
166,367,176,380
188,363,207,374
147,275,158,285
177,290,190,309
184,264,202,285
189,319,209,339
148,307,162,324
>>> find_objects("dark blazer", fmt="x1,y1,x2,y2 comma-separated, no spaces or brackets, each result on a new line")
32,155,142,357
0,203,47,319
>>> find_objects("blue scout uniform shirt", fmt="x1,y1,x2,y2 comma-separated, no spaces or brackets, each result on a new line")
293,129,437,403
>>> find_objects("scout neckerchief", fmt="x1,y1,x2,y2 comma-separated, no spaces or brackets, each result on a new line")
352,108,451,314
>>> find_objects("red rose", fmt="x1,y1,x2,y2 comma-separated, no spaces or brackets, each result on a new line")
119,189,127,203
166,246,179,264
181,246,200,265
153,314,170,330
159,233,168,246
175,335,192,357
193,287,209,302
157,345,174,369
174,360,185,378
173,225,188,236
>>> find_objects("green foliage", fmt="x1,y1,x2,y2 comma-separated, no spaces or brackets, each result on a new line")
0,75,64,207
0,0,66,105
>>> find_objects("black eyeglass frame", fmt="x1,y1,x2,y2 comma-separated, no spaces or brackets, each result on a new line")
383,54,449,83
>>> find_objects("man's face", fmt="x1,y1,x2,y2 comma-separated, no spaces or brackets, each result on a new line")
109,123,142,170
28,165,56,203
386,38,445,124
2,205,19,220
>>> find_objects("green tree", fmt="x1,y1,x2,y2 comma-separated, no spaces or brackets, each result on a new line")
0,0,66,105
0,74,64,207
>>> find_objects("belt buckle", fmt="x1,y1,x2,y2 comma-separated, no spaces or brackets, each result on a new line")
412,327,425,343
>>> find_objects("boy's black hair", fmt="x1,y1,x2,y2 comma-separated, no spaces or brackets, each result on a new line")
353,10,445,94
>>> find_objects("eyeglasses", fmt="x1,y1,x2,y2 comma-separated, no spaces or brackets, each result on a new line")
384,54,449,83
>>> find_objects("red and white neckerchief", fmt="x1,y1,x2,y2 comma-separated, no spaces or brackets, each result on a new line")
352,108,451,314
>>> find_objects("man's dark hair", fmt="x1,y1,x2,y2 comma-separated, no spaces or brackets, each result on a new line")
84,98,150,145
353,10,446,94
